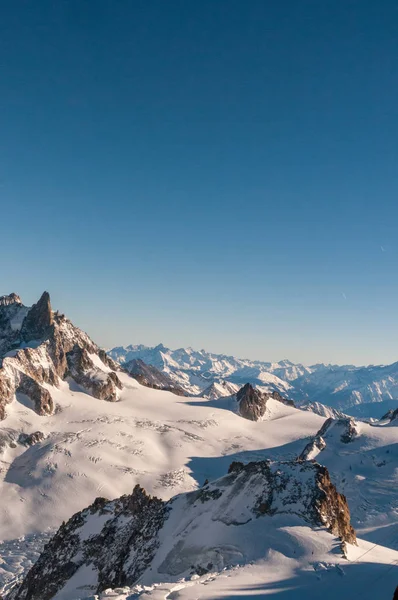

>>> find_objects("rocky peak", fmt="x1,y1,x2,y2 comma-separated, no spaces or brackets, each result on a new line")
9,459,356,600
20,291,53,343
0,291,124,421
236,383,268,421
299,417,359,461
0,293,22,306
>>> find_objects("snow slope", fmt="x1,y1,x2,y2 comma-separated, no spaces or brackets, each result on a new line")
0,372,326,596
9,459,357,600
2,375,397,599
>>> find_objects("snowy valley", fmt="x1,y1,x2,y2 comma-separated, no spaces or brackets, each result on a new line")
0,293,397,600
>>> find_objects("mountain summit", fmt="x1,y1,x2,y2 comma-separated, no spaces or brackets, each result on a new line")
0,292,122,420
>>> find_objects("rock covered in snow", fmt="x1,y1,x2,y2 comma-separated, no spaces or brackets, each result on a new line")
300,401,347,420
124,358,185,395
8,460,356,600
0,292,123,420
109,344,398,416
299,417,359,462
0,294,22,307
198,380,240,400
380,407,398,423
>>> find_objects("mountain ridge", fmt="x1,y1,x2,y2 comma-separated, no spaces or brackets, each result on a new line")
109,343,398,416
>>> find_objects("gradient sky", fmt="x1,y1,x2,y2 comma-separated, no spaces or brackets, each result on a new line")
1,1,398,365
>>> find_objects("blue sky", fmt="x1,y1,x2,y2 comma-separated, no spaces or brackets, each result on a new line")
1,1,398,365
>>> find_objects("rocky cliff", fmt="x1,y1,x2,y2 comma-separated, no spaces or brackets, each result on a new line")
236,383,268,420
0,292,122,421
8,459,356,600
235,383,295,421
124,358,185,395
299,416,359,461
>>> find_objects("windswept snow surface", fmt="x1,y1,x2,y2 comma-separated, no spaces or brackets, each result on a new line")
1,372,398,599
73,534,398,600
0,372,324,594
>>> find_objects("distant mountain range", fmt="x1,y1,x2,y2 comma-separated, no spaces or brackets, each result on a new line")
1,292,398,599
109,344,398,417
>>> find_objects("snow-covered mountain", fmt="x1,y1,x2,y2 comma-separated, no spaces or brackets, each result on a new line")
0,292,122,422
1,294,397,600
9,460,356,600
109,344,398,417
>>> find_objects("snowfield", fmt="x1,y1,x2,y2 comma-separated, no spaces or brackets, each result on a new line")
0,369,397,598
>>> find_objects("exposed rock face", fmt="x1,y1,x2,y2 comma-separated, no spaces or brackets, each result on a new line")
18,431,45,447
124,358,185,395
299,417,359,462
316,466,356,543
9,460,356,600
269,390,295,407
66,345,123,402
0,292,124,420
9,486,166,600
381,407,398,423
317,417,359,444
20,292,53,343
299,436,327,461
0,293,22,307
236,383,268,420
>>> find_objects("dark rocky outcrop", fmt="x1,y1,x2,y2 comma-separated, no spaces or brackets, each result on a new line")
269,390,295,407
381,407,398,423
9,460,356,600
299,417,359,462
18,431,45,447
0,292,124,420
236,383,268,421
9,486,166,600
316,417,359,444
124,358,185,395
20,292,53,343
227,460,356,544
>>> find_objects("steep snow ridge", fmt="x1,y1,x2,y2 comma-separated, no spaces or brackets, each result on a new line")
198,380,240,400
299,416,398,545
8,460,356,600
109,344,398,415
301,401,349,420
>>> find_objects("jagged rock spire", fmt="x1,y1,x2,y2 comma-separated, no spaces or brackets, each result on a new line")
21,291,53,342
236,383,268,421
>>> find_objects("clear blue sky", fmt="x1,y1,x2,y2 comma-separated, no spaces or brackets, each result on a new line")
1,1,397,365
